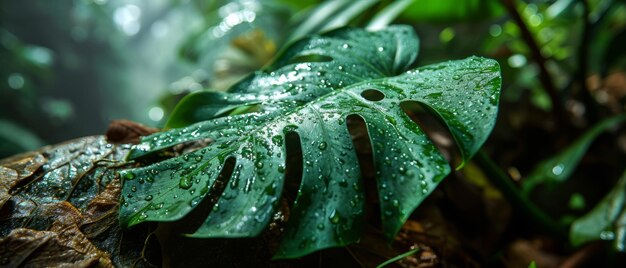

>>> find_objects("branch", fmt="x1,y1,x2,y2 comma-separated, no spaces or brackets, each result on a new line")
576,0,598,123
500,0,569,125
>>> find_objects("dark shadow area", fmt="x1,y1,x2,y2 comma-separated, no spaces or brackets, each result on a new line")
346,114,380,228
360,89,385,101
400,100,462,167
282,131,303,204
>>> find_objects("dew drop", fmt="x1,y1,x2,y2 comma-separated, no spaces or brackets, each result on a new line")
179,177,193,189
329,209,340,224
190,196,202,207
123,172,135,180
398,166,407,174
600,230,615,240
318,141,327,150
551,164,564,176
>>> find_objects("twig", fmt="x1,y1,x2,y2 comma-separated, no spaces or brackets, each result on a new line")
376,248,420,268
474,150,567,239
560,241,603,268
64,150,114,201
576,0,599,123
500,0,568,125
345,247,366,268
577,0,590,95
132,229,159,268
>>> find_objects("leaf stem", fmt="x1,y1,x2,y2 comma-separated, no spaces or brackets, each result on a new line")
376,248,420,268
474,150,567,239
500,0,568,125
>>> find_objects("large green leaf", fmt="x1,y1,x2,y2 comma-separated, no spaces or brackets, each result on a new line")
119,26,501,258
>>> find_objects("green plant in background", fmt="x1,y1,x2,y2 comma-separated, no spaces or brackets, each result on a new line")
570,170,626,251
119,25,502,258
523,114,626,194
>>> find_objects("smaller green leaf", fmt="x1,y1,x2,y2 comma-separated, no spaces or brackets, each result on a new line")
287,0,378,43
367,0,414,31
528,261,538,268
570,170,626,252
165,91,255,129
522,114,626,194
399,0,504,23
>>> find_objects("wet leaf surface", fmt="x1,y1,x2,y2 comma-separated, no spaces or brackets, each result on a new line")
0,202,114,268
0,151,46,207
570,170,626,252
120,25,502,258
0,136,160,267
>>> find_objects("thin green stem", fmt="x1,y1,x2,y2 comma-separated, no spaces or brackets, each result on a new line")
474,150,567,239
376,248,420,268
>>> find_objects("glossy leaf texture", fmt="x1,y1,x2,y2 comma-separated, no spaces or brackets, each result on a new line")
119,26,502,259
570,170,626,252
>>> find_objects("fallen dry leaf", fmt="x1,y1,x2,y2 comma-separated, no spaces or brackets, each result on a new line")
0,201,113,267
0,135,159,267
0,152,46,207
105,119,159,144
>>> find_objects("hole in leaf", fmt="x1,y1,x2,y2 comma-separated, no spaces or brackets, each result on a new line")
286,54,333,65
346,114,380,227
361,89,385,101
400,101,462,167
175,157,236,233
282,131,303,203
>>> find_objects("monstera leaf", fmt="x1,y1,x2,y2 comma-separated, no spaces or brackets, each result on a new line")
119,26,501,258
